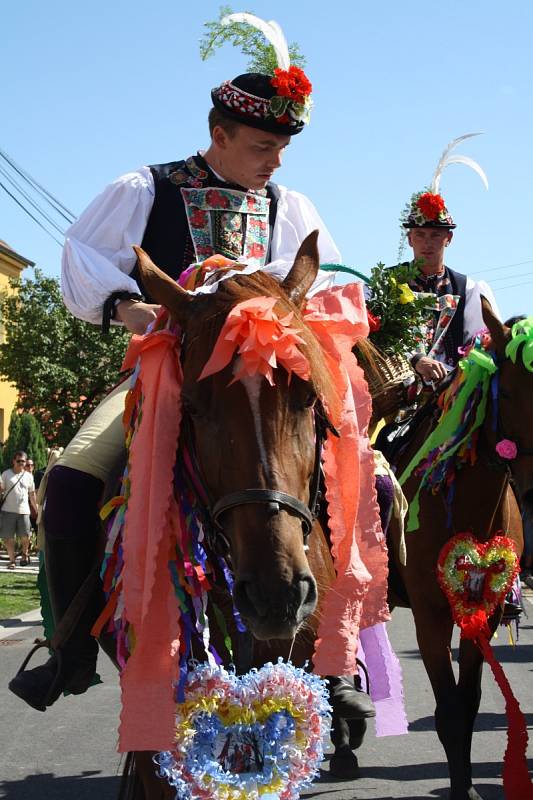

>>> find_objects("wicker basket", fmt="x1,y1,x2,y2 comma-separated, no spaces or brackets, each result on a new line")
355,342,415,420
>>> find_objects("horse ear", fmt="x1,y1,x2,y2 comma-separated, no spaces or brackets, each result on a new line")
133,246,192,325
281,230,320,307
481,296,508,353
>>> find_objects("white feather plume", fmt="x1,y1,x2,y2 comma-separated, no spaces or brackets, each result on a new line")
221,12,290,71
431,132,488,194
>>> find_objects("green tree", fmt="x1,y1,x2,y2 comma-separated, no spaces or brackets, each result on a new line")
0,270,129,446
2,411,48,470
2,410,21,469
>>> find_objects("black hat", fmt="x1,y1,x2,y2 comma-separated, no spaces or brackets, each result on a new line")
402,191,456,229
207,13,313,137
211,70,311,136
401,134,488,230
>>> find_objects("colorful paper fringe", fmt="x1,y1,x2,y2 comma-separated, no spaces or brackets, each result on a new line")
398,336,497,531
437,533,533,799
155,660,331,800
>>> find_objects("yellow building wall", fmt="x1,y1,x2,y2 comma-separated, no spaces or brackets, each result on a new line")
0,243,33,443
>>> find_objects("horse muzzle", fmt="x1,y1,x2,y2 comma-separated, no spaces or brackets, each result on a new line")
233,573,317,640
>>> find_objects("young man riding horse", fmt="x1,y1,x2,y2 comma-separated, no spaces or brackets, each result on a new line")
400,135,499,384
10,13,375,724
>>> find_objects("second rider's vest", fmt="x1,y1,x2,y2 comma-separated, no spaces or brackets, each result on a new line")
134,153,279,302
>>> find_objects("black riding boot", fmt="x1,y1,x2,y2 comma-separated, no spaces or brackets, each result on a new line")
327,674,376,719
9,467,104,712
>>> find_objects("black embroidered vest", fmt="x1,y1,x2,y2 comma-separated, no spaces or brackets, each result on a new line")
444,267,467,364
134,154,279,302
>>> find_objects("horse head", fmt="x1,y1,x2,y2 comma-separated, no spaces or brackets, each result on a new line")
134,233,335,640
482,299,533,529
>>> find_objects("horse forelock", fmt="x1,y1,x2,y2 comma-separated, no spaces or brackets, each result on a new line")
188,270,340,416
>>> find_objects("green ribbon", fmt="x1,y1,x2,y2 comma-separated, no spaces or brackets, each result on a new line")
399,345,497,531
505,316,533,372
320,263,371,284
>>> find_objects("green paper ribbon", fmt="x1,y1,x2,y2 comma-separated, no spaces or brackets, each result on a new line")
505,316,533,372
320,263,371,284
399,345,497,531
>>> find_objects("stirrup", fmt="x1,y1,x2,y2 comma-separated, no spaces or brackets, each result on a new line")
12,639,64,708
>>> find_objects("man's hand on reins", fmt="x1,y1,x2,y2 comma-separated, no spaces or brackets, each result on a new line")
414,356,448,383
115,300,161,334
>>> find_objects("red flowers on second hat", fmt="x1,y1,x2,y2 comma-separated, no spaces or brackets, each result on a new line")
416,192,446,221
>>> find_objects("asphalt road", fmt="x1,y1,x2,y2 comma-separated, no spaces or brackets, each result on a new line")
1,598,532,800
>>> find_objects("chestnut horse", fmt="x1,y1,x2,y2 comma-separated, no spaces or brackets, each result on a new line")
387,301,529,800
102,234,366,799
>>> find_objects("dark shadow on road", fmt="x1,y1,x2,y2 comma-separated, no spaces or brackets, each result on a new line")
0,618,42,629
303,776,506,800
0,772,121,800
408,710,533,734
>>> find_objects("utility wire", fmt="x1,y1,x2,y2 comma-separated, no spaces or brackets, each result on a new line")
496,279,533,292
470,259,533,276
0,148,76,224
485,269,533,285
0,180,64,246
0,164,66,237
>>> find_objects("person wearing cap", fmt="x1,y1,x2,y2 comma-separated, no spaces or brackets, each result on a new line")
10,16,376,725
399,136,499,384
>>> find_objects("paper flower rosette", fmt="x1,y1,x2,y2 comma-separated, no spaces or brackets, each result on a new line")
155,660,331,800
437,533,533,799
437,533,519,639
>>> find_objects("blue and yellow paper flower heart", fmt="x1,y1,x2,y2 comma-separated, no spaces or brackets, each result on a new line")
155,660,331,800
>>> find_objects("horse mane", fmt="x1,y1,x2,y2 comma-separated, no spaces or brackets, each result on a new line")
195,270,341,420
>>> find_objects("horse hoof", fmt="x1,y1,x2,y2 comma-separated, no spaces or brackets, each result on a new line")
329,747,360,780
467,789,483,800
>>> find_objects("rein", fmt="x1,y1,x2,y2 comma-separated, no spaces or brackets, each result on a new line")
180,400,337,557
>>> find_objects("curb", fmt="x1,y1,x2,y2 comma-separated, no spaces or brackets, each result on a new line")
0,607,42,641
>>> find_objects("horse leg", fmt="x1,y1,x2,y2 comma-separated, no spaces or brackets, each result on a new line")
414,608,474,800
456,637,487,800
329,713,362,779
123,752,174,800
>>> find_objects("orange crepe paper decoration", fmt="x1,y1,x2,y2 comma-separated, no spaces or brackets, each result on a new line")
198,296,310,386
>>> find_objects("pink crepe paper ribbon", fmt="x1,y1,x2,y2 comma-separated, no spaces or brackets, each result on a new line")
303,284,391,676
496,438,518,460
198,295,310,386
118,329,184,751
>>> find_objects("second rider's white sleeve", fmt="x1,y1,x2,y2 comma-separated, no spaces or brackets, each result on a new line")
61,167,155,324
463,277,501,341
265,186,341,294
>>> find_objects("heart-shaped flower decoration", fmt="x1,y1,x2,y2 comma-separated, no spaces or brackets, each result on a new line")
437,533,519,639
155,660,331,800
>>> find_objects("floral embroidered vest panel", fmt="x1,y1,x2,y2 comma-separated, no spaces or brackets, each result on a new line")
135,155,279,302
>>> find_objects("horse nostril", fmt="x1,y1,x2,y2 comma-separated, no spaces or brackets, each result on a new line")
234,580,269,618
299,575,317,613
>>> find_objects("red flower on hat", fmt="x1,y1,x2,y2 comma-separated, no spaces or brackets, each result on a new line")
271,66,312,104
416,192,446,221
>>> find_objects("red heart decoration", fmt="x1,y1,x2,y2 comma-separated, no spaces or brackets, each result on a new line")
437,533,519,639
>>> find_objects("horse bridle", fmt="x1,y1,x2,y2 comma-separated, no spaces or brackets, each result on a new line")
181,399,338,556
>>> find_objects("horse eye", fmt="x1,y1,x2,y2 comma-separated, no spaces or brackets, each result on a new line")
499,387,511,400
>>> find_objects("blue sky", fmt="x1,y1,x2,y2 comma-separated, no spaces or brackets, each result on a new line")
2,0,532,320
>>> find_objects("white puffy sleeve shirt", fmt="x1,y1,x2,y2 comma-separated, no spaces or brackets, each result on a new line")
463,277,501,340
61,167,341,325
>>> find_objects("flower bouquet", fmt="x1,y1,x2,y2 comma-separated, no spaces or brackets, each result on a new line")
364,260,428,356
357,261,429,420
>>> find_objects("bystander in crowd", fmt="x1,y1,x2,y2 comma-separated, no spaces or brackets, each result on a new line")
1,451,37,569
